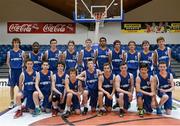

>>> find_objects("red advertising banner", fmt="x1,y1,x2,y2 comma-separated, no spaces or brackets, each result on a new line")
7,22,76,34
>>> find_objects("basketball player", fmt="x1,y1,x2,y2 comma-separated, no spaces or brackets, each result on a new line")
76,58,102,114
62,68,82,118
98,63,115,115
124,41,139,81
14,59,36,118
111,40,125,75
94,37,111,71
51,61,68,117
115,63,134,117
154,37,171,73
155,61,174,115
33,60,54,116
136,63,156,117
28,42,43,72
139,40,154,75
62,40,78,72
44,39,62,73
7,38,25,108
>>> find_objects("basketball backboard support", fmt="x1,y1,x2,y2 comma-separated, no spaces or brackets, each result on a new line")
74,0,123,22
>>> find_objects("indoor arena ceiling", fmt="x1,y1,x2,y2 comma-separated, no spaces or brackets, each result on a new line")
31,0,152,21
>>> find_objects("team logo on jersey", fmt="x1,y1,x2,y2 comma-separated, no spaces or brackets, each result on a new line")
135,55,138,60
55,53,59,58
48,76,51,80
33,75,36,81
147,81,150,86
19,53,22,57
94,74,98,79
165,50,168,55
73,54,77,59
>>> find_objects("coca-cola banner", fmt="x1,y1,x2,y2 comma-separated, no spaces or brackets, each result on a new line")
7,22,76,34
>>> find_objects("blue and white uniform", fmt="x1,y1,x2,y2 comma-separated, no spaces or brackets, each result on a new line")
29,51,43,72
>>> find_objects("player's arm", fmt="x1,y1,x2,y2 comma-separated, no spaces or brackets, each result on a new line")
150,76,156,96
51,74,62,96
111,75,116,96
6,51,10,68
94,49,98,64
153,50,158,66
18,72,25,92
168,47,171,67
76,71,86,81
98,74,110,96
164,74,174,92
108,49,112,65
115,75,130,95
136,76,151,96
64,77,77,95
35,72,44,99
129,73,134,94
43,50,48,61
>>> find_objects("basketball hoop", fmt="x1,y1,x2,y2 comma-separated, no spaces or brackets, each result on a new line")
93,12,105,21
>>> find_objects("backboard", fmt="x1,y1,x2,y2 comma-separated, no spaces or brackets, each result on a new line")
74,0,123,22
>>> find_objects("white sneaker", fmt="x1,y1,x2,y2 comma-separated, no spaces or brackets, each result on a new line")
8,101,15,109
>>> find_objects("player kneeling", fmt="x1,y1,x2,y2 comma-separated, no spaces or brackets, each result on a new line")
115,63,134,117
136,63,156,117
98,63,115,116
62,68,82,118
51,62,67,117
14,59,36,119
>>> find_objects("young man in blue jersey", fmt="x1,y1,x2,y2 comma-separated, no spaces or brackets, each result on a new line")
33,60,54,116
28,42,43,72
14,59,36,118
62,68,82,118
110,40,125,75
124,41,139,81
136,63,157,117
51,61,68,117
155,61,174,115
79,39,95,70
139,40,154,75
62,40,78,72
115,63,134,117
94,37,111,71
6,38,25,109
153,37,171,73
98,63,115,116
44,39,62,73
76,58,102,114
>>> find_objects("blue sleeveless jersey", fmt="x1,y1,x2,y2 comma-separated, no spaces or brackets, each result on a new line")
119,73,131,91
23,70,36,91
139,51,153,72
69,79,79,92
29,51,42,71
82,48,95,70
9,49,23,69
39,71,51,92
126,51,138,70
111,49,124,72
102,73,114,93
47,49,61,71
86,69,98,90
156,47,170,67
139,74,151,92
54,72,66,93
65,50,78,71
156,73,171,90
97,47,110,70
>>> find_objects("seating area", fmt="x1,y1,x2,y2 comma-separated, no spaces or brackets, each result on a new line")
0,44,180,66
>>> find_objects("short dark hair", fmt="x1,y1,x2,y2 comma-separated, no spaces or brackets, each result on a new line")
25,58,33,64
139,63,148,69
120,62,127,67
50,39,57,44
12,38,21,45
57,61,66,68
113,40,121,47
68,68,77,75
68,40,75,46
142,40,150,46
99,37,107,42
128,41,136,46
158,61,167,66
85,39,92,43
103,63,111,69
87,58,93,63
32,41,40,47
156,36,165,43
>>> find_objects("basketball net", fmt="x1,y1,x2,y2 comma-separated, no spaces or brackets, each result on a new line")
93,12,105,27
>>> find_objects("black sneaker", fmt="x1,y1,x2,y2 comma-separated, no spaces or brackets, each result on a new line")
138,109,144,117
97,109,106,116
119,109,124,117
82,107,88,115
113,103,119,109
62,111,71,118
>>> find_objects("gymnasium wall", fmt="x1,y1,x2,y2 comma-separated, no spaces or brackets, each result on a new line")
0,0,179,45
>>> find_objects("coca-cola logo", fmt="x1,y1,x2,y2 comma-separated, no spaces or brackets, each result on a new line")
7,22,76,33
9,24,39,33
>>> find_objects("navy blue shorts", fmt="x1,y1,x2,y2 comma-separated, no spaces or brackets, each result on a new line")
8,68,22,87
88,89,98,108
137,92,153,113
41,90,52,109
158,91,172,110
115,92,130,110
65,93,80,110
23,90,35,110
